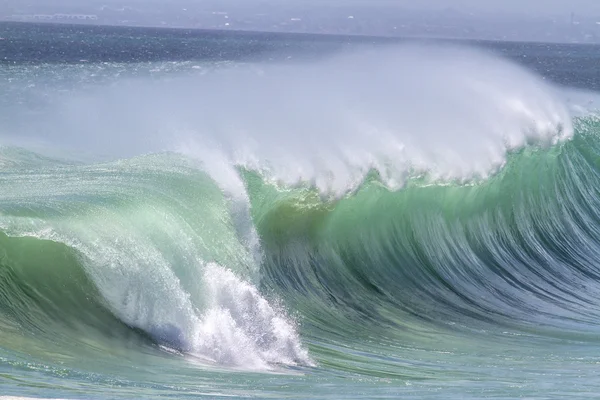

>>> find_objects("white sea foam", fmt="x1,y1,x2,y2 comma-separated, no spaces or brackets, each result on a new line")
192,263,312,368
19,44,573,197
177,46,572,196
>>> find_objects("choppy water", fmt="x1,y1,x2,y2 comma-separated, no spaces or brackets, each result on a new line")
2,22,600,399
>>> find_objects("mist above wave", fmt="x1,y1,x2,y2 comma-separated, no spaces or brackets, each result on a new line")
5,44,572,197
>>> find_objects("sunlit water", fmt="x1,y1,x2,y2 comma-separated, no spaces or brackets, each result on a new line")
2,22,600,399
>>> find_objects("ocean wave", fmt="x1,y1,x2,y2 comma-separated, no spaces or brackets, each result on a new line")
1,44,599,377
0,153,312,370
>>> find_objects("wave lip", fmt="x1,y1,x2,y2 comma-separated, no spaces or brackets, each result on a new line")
4,45,573,199
168,45,573,196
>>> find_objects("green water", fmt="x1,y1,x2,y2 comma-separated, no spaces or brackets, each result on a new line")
3,22,600,400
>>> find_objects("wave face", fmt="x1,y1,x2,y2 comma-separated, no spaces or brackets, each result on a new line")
0,152,311,370
253,126,600,332
4,40,600,399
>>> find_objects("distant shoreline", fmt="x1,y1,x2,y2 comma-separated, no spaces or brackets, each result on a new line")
2,20,600,68
2,20,600,48
0,19,410,43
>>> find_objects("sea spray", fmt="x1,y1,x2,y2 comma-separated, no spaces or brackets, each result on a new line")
17,45,572,197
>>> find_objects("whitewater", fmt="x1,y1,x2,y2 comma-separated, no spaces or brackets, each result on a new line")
2,22,600,399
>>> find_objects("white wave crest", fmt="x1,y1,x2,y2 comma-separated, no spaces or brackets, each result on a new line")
27,44,572,196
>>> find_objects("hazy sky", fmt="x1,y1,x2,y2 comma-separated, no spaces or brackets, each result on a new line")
3,0,600,44
7,0,600,16
140,0,600,15
401,0,600,15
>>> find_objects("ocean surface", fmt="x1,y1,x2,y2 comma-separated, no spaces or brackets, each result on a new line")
2,22,600,399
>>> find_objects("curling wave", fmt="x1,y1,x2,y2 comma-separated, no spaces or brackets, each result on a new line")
0,152,312,369
1,44,597,376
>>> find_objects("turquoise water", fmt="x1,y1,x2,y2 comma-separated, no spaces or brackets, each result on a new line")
2,23,600,399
